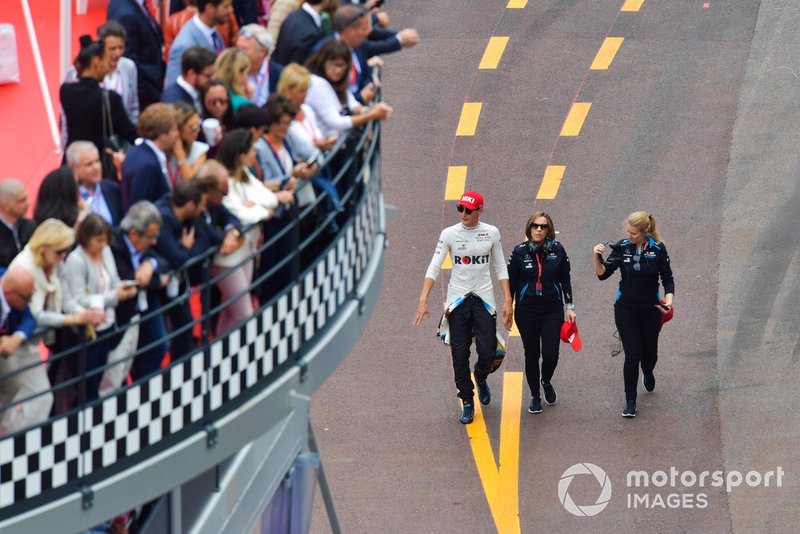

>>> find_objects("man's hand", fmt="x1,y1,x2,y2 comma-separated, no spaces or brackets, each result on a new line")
412,300,430,326
135,261,155,287
180,226,196,249
0,334,23,357
219,229,242,255
502,301,513,331
397,28,420,48
276,190,295,204
360,82,376,104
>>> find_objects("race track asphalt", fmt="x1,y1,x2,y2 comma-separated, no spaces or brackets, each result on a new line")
309,1,800,532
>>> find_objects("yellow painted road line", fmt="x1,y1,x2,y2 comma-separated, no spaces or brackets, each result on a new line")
506,0,528,8
443,253,453,270
537,165,566,199
560,102,592,136
479,37,510,70
456,103,483,136
445,166,468,200
621,0,644,12
466,373,523,534
591,37,624,70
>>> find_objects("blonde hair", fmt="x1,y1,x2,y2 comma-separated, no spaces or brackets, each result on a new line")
627,211,663,244
277,63,310,97
215,48,251,98
27,219,75,267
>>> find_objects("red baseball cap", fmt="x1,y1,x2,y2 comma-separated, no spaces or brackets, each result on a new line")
560,321,582,352
458,191,484,210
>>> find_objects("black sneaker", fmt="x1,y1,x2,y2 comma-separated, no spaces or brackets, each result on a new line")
542,382,557,405
476,380,491,405
642,371,655,392
622,400,637,418
460,402,475,424
528,398,542,414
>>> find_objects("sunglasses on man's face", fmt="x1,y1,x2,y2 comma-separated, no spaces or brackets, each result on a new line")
457,205,476,215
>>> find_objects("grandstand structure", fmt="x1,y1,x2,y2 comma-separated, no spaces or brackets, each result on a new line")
0,2,386,531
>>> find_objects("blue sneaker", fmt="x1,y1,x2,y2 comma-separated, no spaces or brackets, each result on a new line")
460,401,475,424
476,380,491,405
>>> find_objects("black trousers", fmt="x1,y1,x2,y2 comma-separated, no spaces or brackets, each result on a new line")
515,306,562,399
615,303,661,402
448,295,496,402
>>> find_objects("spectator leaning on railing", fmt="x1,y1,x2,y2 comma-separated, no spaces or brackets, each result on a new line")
0,179,35,269
153,180,208,360
60,215,138,405
0,268,35,435
110,201,170,384
5,220,104,434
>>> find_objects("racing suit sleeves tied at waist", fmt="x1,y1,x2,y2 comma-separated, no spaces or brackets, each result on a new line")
437,294,507,354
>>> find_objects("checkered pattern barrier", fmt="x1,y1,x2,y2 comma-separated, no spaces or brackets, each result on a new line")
0,178,382,516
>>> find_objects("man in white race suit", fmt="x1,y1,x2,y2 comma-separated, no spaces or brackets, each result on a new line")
413,191,512,424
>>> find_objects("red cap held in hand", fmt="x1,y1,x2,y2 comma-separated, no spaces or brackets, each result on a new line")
560,321,582,352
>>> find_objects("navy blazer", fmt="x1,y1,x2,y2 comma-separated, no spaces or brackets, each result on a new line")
194,205,241,255
273,9,323,66
161,82,195,108
122,143,171,210
0,268,37,339
109,229,165,326
268,60,284,94
0,218,35,269
364,26,403,57
99,179,125,228
107,0,165,107
153,197,205,271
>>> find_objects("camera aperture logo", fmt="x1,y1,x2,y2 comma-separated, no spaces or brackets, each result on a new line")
558,463,612,517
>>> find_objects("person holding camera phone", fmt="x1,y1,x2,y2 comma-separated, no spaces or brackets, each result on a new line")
507,212,575,415
593,211,674,418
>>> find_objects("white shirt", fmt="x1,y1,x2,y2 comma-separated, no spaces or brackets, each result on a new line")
425,221,509,308
301,3,322,28
177,75,203,115
247,59,270,107
143,139,171,190
304,74,359,138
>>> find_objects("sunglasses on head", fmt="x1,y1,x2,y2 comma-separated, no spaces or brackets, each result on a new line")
457,205,477,215
530,223,549,230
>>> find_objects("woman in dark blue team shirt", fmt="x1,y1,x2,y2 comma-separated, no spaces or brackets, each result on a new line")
594,211,674,418
508,212,575,415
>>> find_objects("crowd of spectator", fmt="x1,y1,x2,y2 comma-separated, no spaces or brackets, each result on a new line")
1,0,418,439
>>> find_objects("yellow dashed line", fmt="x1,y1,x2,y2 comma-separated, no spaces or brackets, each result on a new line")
479,37,510,70
621,0,644,12
537,165,566,199
506,0,528,8
590,37,624,70
445,166,468,200
456,103,483,136
560,102,592,136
